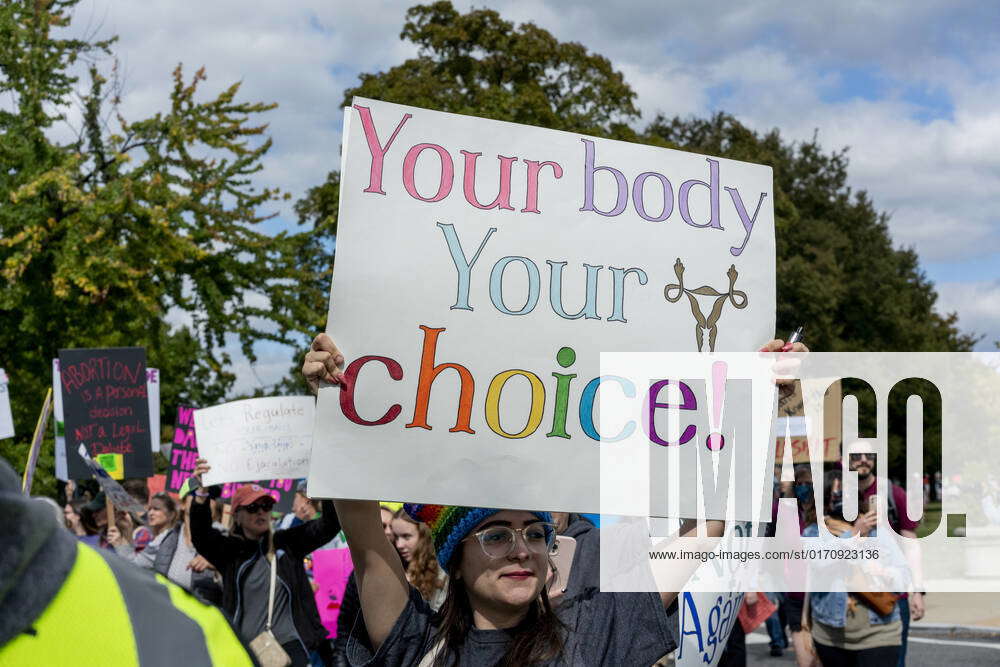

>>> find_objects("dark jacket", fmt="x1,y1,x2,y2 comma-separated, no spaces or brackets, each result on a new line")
562,514,598,600
190,497,341,651
561,514,680,648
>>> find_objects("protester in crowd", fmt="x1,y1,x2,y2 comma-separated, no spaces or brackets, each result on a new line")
79,492,134,551
787,466,821,667
806,470,903,666
75,499,105,548
107,490,218,598
848,450,924,666
64,478,97,504
761,464,814,663
392,508,448,610
0,457,253,666
762,462,792,657
304,332,731,665
297,491,321,523
279,481,317,530
189,461,342,667
122,478,154,551
63,497,88,537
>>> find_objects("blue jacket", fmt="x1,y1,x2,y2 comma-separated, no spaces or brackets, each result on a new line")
803,523,900,627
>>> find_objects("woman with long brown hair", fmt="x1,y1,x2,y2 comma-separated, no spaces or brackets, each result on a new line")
392,508,447,610
303,332,727,666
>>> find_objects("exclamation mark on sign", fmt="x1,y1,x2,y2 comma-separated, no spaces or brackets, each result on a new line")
706,361,728,451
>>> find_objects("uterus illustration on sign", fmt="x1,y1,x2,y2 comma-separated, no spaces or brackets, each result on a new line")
663,259,748,352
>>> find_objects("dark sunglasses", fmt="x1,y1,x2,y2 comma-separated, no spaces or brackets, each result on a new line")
849,453,876,463
241,500,275,514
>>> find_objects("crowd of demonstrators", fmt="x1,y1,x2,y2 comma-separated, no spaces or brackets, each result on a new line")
189,460,342,667
9,329,840,666
0,457,255,666
106,489,223,603
304,332,721,666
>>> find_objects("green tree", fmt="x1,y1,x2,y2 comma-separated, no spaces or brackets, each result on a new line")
286,0,647,388
343,1,639,135
0,0,309,496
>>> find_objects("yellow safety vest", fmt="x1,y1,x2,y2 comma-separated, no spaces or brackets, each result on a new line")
1,542,253,666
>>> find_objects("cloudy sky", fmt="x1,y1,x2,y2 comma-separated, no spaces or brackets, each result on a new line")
59,0,1000,392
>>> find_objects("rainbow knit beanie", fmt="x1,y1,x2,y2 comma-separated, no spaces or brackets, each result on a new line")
403,504,552,572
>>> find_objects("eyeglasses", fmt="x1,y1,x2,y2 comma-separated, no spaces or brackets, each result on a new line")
465,522,557,559
241,500,275,514
849,453,876,463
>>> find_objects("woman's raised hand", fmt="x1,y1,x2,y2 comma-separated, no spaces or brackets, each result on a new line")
193,458,211,480
302,333,346,394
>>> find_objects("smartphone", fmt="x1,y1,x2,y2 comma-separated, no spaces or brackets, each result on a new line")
867,493,878,517
547,535,578,595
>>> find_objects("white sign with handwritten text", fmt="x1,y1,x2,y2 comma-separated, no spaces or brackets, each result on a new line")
196,396,315,485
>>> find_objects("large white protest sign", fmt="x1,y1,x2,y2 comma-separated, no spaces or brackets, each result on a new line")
196,396,315,485
309,98,775,511
52,359,160,480
0,369,14,440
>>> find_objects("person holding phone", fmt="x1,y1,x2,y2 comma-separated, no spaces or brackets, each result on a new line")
806,470,904,666
847,450,924,666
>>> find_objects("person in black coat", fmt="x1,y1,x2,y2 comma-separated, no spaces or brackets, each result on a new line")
189,459,341,667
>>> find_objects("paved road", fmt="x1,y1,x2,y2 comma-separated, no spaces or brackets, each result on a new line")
744,629,1000,666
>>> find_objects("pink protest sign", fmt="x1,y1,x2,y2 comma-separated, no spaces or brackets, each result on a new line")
312,548,354,637
167,405,199,493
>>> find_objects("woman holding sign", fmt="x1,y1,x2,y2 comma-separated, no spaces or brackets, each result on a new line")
303,334,736,666
188,469,342,667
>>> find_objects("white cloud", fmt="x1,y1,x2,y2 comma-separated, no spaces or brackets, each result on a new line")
935,281,1000,350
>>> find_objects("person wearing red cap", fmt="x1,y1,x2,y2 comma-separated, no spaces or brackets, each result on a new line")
188,460,341,667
